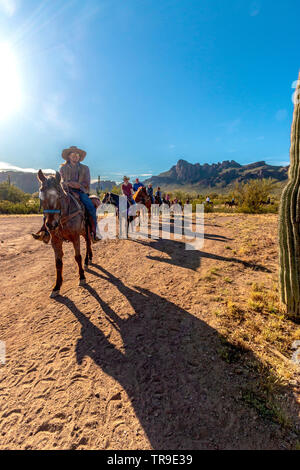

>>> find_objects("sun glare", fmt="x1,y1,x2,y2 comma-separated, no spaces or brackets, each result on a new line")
0,42,22,120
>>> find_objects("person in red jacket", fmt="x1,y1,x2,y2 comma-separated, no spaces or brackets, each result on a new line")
121,176,135,205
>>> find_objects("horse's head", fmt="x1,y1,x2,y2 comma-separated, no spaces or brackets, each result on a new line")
102,192,111,204
135,186,147,202
38,169,64,231
102,192,119,208
139,187,148,197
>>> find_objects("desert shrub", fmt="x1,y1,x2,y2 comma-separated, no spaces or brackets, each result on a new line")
208,192,219,200
233,179,278,213
191,199,202,211
172,190,185,201
204,202,214,213
0,199,40,214
111,185,122,195
191,198,216,212
0,182,30,203
169,190,195,203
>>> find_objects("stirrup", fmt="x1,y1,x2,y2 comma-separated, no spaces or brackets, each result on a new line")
32,230,50,244
32,232,43,241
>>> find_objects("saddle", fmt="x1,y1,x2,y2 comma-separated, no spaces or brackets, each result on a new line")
69,191,100,209
65,191,100,234
89,196,101,209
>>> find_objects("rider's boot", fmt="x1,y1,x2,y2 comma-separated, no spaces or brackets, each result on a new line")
32,223,50,244
89,217,102,243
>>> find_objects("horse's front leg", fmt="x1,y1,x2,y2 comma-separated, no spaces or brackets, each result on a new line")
73,236,86,286
50,237,63,298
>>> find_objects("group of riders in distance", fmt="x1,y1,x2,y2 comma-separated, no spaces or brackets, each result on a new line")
121,176,184,207
32,145,273,248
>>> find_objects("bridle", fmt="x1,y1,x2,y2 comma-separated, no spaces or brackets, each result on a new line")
103,193,118,207
40,181,63,220
43,209,61,215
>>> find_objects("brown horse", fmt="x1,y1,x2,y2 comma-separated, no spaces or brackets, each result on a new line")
133,186,152,213
225,201,238,208
37,169,93,298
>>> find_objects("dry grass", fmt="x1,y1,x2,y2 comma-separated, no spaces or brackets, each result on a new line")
202,213,300,435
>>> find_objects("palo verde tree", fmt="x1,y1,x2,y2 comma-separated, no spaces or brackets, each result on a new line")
279,71,300,318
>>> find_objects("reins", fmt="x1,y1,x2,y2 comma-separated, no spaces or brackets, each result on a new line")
60,209,83,226
59,191,84,226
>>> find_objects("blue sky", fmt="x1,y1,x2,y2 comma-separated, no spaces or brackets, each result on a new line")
0,0,298,182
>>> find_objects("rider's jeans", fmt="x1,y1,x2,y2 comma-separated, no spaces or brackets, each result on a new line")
128,196,136,205
73,189,98,228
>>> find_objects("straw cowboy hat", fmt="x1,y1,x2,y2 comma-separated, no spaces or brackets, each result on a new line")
62,146,86,162
123,175,130,181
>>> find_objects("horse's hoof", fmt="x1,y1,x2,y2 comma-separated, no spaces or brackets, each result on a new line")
79,279,87,286
50,290,60,298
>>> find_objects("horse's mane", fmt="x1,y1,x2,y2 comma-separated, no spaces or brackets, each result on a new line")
133,187,141,201
133,186,146,201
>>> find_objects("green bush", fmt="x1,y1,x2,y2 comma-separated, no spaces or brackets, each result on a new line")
234,179,278,213
173,190,189,202
0,199,40,214
111,185,122,195
0,182,30,203
204,203,214,213
208,192,219,200
191,199,203,212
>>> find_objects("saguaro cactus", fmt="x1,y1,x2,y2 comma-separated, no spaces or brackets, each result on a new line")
279,72,300,318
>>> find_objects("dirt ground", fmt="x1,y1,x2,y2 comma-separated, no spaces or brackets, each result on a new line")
0,213,299,450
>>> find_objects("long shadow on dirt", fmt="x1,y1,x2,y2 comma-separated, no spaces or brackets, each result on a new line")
204,233,233,241
132,239,271,272
54,265,297,450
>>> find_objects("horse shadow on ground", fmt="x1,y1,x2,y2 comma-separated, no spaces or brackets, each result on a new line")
54,265,298,450
204,233,233,242
132,238,271,273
